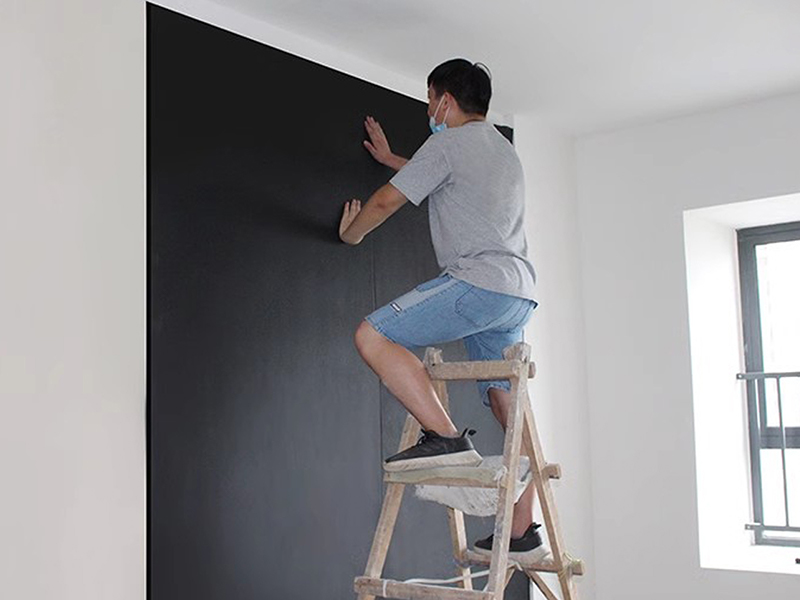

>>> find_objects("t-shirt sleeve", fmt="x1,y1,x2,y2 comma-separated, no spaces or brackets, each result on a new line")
389,136,451,206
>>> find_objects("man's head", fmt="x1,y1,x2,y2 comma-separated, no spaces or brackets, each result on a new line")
426,59,492,125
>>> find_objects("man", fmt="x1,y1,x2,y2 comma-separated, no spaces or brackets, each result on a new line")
339,59,545,559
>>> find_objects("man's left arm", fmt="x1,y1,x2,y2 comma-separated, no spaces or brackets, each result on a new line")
339,183,407,245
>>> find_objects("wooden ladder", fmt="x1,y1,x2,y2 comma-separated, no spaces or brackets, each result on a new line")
354,342,584,600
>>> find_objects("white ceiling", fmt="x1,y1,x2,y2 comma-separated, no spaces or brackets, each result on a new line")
212,0,800,135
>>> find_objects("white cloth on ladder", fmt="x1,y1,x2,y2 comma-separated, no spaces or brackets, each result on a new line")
413,455,531,516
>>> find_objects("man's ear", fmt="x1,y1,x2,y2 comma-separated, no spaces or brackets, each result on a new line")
443,91,456,112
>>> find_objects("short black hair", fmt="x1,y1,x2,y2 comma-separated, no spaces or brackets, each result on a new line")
427,59,492,116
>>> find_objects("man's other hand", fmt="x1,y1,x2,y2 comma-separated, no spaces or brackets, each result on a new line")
339,199,362,244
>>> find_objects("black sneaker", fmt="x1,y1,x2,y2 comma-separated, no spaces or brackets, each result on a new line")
383,429,482,472
474,523,550,562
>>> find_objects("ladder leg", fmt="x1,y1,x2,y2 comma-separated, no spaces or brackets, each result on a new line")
484,344,529,600
426,348,473,590
520,388,580,600
358,413,421,600
446,507,473,590
359,482,405,600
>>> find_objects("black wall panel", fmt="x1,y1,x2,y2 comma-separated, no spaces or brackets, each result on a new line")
148,4,526,599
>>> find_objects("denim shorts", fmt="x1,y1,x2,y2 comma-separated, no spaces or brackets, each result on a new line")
365,274,537,407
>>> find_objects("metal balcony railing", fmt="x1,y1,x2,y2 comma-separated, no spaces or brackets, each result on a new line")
737,370,800,547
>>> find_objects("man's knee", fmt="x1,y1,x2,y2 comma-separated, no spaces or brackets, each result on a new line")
354,320,382,355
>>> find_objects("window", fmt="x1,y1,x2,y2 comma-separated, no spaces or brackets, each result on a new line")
684,195,800,573
737,221,800,547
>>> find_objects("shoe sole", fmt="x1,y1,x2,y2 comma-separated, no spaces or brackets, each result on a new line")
473,544,551,563
383,449,483,472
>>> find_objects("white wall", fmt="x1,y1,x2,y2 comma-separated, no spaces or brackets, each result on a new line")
576,93,800,599
515,116,596,599
683,211,752,570
1,2,145,600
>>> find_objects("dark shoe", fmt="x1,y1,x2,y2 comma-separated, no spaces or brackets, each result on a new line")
474,523,551,561
383,429,482,472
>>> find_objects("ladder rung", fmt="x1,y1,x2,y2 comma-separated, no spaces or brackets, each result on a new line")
463,550,585,576
384,465,510,488
354,577,494,600
427,360,534,381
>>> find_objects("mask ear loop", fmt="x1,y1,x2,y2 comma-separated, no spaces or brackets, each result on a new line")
432,96,445,122
440,101,451,126
432,95,450,128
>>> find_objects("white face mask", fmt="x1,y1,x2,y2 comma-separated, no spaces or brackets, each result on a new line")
429,96,450,134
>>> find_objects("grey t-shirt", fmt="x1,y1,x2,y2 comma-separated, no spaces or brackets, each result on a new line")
390,121,537,300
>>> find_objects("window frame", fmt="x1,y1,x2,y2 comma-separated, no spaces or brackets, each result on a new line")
737,220,800,547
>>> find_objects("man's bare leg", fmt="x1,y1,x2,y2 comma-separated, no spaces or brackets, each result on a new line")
354,320,458,437
487,387,536,538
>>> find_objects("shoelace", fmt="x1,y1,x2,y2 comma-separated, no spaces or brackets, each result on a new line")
413,430,436,447
414,428,476,446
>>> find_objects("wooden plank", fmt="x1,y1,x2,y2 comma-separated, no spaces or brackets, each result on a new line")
520,389,581,600
383,466,505,487
354,577,494,600
384,474,499,488
484,343,530,599
446,507,473,590
463,550,558,573
425,347,473,591
426,360,536,381
358,414,421,600
427,360,525,382
462,549,584,577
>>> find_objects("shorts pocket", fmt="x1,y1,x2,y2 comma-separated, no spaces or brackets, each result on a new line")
455,287,507,328
506,299,536,331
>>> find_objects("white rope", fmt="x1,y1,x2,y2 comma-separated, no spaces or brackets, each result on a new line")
403,569,491,585
402,560,521,587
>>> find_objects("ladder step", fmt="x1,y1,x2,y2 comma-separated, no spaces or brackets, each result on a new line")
384,465,511,488
463,550,585,576
427,360,534,382
354,577,494,600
